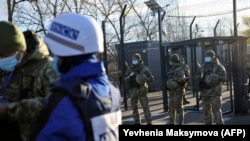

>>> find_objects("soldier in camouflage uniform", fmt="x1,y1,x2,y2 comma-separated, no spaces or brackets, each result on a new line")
125,53,154,125
166,54,187,125
199,50,227,125
0,21,59,141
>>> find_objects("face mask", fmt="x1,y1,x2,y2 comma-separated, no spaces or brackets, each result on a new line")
204,57,212,63
132,60,139,65
52,56,61,75
0,52,22,72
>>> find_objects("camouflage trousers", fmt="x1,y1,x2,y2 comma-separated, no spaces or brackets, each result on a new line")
168,91,184,125
202,96,224,125
129,86,151,124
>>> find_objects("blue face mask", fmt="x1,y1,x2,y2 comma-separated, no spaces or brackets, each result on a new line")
132,60,139,65
0,52,21,72
53,57,61,75
204,57,212,63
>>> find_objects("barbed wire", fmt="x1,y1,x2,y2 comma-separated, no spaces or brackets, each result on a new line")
167,6,250,18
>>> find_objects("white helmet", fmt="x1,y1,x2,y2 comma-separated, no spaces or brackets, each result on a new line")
45,13,104,57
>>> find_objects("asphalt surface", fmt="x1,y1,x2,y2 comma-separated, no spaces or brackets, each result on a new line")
121,84,250,125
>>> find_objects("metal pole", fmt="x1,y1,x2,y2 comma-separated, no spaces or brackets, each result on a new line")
102,21,108,75
189,16,196,40
228,43,234,113
189,16,196,97
233,0,237,37
214,20,220,37
193,41,199,111
158,9,168,112
120,4,127,110
161,11,166,21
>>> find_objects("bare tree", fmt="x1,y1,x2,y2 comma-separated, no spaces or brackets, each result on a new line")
242,16,250,44
217,17,234,37
242,17,250,36
161,0,189,42
6,0,35,22
12,0,69,34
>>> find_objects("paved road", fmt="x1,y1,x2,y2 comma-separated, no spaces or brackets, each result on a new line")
121,85,250,125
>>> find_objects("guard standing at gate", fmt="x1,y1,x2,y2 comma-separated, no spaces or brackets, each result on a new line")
166,54,187,125
199,50,227,125
125,53,154,125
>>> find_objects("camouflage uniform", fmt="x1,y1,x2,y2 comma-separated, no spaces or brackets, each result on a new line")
0,25,59,141
199,50,227,125
166,54,187,125
126,53,154,124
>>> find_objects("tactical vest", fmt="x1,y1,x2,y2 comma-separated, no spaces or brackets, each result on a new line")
168,65,187,87
129,64,143,88
30,78,122,141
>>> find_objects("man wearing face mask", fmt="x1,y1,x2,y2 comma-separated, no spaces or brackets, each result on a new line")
166,54,187,125
125,53,154,125
199,50,227,125
0,21,59,141
30,14,121,141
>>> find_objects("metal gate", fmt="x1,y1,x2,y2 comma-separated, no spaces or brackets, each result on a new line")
166,36,249,115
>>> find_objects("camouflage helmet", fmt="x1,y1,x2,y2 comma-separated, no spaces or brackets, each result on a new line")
0,21,26,55
133,53,141,61
166,79,179,90
205,50,215,58
170,54,180,63
205,73,219,86
136,74,148,84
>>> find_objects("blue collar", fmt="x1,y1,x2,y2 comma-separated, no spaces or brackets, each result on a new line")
59,61,106,82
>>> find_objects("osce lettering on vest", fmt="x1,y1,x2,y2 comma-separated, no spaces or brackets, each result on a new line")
91,111,122,140
50,22,79,40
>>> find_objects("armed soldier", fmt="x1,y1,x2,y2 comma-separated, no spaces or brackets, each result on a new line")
125,53,154,125
0,21,59,141
199,50,227,125
166,54,188,125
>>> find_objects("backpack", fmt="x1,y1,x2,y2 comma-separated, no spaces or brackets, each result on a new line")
30,78,122,141
182,63,190,78
182,63,190,90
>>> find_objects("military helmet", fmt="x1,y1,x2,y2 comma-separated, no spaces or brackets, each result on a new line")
133,53,141,61
0,21,26,55
205,50,215,58
136,74,147,84
166,79,179,90
205,73,219,86
170,54,180,63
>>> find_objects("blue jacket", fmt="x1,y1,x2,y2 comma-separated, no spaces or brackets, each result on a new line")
36,60,109,141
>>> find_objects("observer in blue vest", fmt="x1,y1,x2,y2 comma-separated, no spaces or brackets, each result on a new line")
31,13,122,141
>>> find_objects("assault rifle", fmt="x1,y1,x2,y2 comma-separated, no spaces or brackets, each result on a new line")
199,65,209,90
